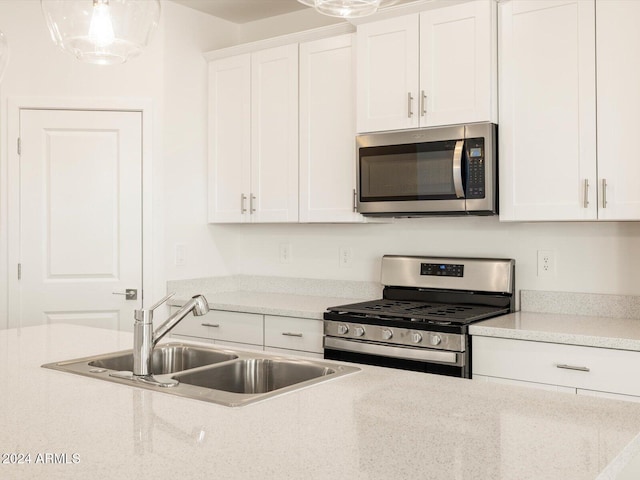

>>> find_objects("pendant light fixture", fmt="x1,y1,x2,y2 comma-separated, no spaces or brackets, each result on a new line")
0,31,9,82
41,0,161,66
297,0,397,18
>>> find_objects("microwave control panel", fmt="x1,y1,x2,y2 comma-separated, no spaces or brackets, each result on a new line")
466,138,485,199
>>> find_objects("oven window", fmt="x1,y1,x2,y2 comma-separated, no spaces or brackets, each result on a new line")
359,140,460,202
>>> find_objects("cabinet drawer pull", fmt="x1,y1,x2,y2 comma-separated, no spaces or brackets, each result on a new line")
602,178,608,209
556,363,590,372
407,92,414,118
421,90,427,116
201,323,220,328
282,332,303,338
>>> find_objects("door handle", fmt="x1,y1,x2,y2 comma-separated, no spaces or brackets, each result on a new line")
407,92,414,118
240,193,247,214
452,140,465,199
420,90,427,117
602,179,608,209
112,289,138,300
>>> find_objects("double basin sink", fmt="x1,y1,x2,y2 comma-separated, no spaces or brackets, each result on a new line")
42,343,360,407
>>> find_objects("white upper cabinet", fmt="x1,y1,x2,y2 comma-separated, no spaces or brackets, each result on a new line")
299,34,363,223
208,44,298,223
208,54,251,223
357,15,420,132
419,1,496,127
356,0,496,133
595,0,640,220
251,45,299,223
500,0,640,222
499,0,597,221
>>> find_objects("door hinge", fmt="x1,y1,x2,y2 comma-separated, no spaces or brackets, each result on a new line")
17,263,21,280
17,138,21,155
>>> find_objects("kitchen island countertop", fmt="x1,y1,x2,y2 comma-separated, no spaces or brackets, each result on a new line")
3,323,640,480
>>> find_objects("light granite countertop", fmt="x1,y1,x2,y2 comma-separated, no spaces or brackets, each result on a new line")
4,324,640,479
166,275,382,320
169,291,366,320
469,312,640,351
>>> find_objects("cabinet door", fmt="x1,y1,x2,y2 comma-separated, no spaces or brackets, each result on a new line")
251,44,299,222
208,54,251,223
498,0,597,221
419,0,496,127
596,0,640,220
356,14,419,133
299,34,362,223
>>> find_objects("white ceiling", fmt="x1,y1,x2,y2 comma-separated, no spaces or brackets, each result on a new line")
171,0,310,24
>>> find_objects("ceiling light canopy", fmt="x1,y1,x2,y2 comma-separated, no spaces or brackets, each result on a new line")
298,0,397,18
41,0,161,66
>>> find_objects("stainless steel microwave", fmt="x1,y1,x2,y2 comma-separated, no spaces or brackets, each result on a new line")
356,122,497,216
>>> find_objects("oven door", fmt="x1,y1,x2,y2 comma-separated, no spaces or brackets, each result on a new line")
357,125,466,215
324,336,469,378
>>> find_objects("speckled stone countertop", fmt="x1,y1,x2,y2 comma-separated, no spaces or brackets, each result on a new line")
469,290,640,351
469,312,640,351
5,324,640,479
166,275,382,320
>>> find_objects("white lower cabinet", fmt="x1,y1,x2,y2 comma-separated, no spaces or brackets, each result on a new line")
264,315,324,357
170,308,324,357
171,310,263,348
472,336,640,401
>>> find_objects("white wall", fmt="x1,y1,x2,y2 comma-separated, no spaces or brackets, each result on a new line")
0,0,239,327
223,219,640,297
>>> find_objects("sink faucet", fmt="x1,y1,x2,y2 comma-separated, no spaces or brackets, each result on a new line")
131,292,210,385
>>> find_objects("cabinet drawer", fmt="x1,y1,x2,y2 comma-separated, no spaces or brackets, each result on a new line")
473,336,640,397
170,313,212,339
264,315,323,354
205,310,263,346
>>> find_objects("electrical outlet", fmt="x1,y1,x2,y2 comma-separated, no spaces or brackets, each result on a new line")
279,243,292,264
537,250,555,277
175,244,186,266
339,247,353,268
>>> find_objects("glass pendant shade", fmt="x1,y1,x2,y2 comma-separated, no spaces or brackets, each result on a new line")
0,31,9,82
41,0,161,65
297,0,397,18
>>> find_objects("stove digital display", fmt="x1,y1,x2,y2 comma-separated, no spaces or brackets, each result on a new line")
421,263,464,277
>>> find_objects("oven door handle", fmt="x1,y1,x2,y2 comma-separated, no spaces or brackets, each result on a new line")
324,337,463,367
452,139,465,199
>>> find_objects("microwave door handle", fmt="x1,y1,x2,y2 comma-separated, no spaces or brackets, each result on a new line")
452,140,465,198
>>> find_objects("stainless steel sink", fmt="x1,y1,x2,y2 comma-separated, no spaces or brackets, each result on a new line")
42,342,360,407
175,358,335,394
88,344,237,374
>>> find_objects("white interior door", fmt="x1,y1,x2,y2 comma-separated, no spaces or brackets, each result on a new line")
17,109,143,330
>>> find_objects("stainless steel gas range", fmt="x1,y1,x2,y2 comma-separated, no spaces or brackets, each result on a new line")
323,255,515,378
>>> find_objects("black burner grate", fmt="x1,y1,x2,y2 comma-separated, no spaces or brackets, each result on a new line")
328,299,506,324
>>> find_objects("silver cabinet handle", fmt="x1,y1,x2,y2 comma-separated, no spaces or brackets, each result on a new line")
556,364,590,372
282,332,303,337
407,92,414,118
241,193,247,214
352,188,357,212
250,195,256,213
602,178,607,208
452,140,465,198
421,90,427,116
201,323,220,328
583,179,589,208
112,289,138,300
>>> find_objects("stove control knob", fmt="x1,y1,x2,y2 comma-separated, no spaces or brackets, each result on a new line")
381,329,393,340
353,326,365,337
430,335,442,346
337,324,349,335
411,333,423,344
